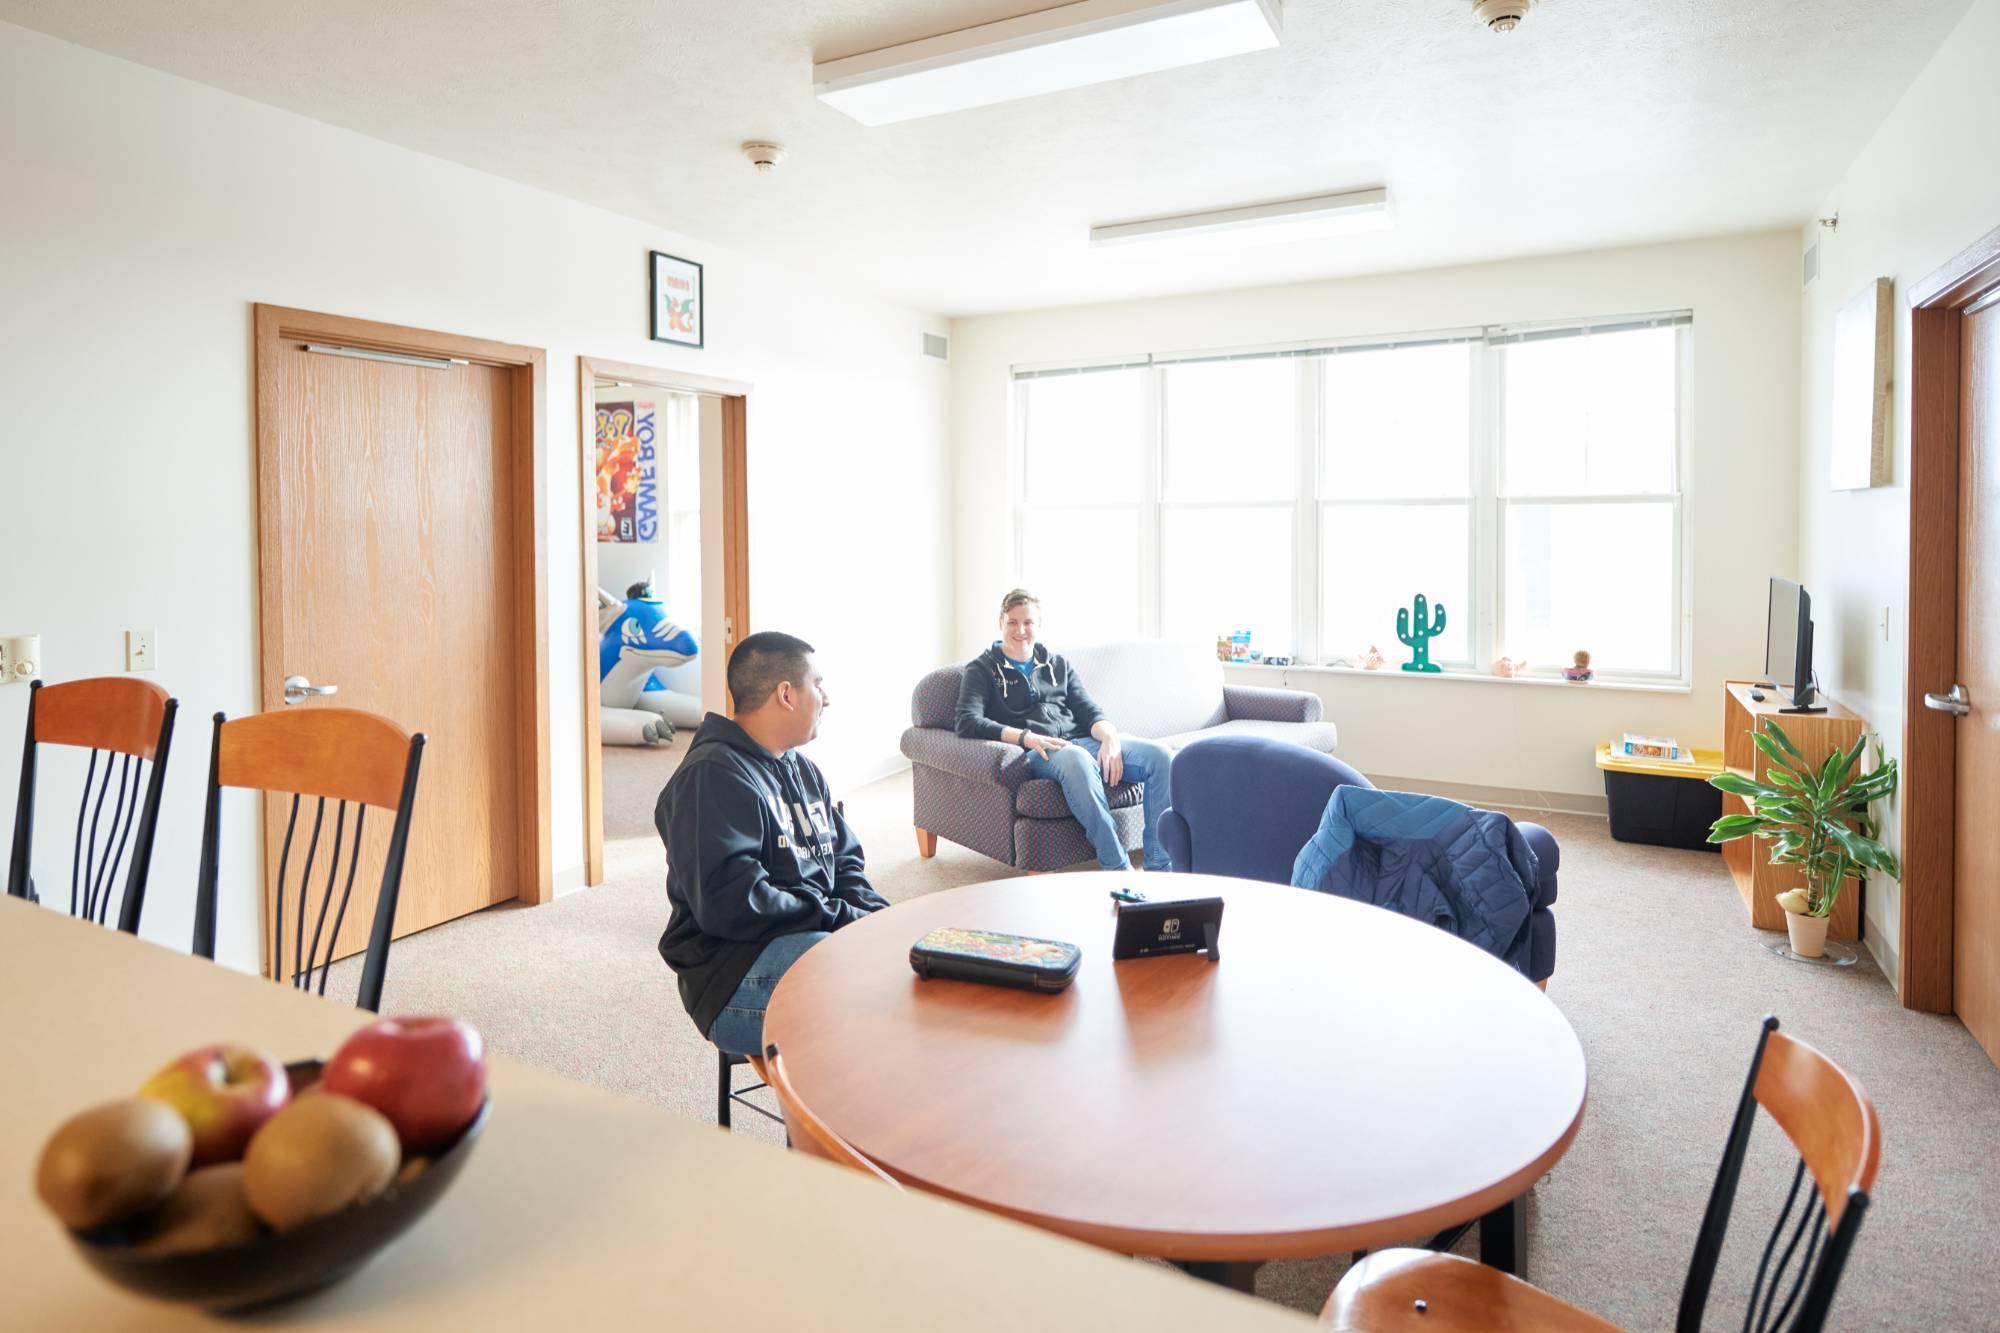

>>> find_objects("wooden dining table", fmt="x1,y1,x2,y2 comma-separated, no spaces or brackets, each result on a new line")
0,896,1317,1329
764,872,1588,1284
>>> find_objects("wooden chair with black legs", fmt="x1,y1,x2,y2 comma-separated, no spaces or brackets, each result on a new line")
1321,1015,1880,1333
8,678,179,935
763,1043,901,1188
717,1049,781,1131
190,708,425,1013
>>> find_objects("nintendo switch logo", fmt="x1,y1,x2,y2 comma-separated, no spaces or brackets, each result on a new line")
1162,917,1181,937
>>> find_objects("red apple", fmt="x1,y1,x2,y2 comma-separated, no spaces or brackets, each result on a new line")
321,1016,485,1153
138,1044,290,1167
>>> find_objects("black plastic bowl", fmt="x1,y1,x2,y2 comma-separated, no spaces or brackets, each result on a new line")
68,1061,489,1312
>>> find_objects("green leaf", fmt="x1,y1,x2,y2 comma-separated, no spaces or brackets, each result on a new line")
1752,732,1808,780
1710,771,1778,799
1764,765,1808,792
1825,823,1901,879
1760,718,1808,763
1707,815,1767,843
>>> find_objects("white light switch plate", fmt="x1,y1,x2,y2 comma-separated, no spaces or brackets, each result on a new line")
126,628,157,671
0,633,42,683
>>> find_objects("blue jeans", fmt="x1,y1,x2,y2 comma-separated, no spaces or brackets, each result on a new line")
1026,736,1174,872
709,930,829,1057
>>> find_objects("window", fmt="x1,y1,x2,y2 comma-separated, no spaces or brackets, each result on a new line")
1320,343,1473,665
1159,361,1296,653
1497,326,1681,675
1015,368,1148,643
1012,313,1689,681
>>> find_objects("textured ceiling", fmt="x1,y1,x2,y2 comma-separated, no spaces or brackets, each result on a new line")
0,0,1973,315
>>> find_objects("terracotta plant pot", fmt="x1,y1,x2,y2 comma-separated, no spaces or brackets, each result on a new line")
1785,910,1830,959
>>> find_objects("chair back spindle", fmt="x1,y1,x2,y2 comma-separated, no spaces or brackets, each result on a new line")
1677,1016,1879,1333
7,678,178,936
192,708,425,1012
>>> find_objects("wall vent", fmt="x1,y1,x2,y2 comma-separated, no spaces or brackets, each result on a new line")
922,332,949,361
1803,243,1819,287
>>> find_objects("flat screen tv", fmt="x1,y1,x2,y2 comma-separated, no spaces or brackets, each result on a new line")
1764,577,1822,712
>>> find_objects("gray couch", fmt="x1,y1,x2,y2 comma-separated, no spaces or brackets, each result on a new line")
900,639,1339,871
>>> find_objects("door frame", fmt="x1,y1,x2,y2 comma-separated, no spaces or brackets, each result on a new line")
577,356,751,885
1901,224,2000,1011
252,304,552,960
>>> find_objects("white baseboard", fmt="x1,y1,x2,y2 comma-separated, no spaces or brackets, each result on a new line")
1864,931,1898,989
1368,774,1608,819
552,863,587,898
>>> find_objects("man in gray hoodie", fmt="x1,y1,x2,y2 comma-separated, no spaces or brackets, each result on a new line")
656,632,887,1055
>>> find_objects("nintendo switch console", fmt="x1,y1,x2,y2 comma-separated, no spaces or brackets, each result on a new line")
1111,896,1224,962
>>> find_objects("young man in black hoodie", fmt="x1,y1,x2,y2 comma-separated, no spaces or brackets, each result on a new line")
956,589,1174,872
656,631,887,1055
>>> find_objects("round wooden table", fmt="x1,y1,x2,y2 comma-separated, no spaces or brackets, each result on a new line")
763,872,1587,1266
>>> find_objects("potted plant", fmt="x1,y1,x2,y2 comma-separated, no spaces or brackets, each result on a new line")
1706,719,1900,958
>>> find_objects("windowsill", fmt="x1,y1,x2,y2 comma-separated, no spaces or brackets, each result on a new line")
1224,660,1694,695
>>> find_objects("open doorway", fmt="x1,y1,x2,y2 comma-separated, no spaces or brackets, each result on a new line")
578,358,750,884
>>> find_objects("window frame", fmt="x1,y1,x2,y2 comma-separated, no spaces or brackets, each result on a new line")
1009,314,1693,686
1487,321,1693,682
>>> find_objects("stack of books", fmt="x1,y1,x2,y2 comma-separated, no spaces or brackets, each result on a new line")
1617,733,1690,762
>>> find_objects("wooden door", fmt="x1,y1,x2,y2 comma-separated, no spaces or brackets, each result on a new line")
1957,300,2000,1062
256,307,548,975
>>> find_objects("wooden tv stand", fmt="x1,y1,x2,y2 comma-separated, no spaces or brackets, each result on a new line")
1720,682,1863,941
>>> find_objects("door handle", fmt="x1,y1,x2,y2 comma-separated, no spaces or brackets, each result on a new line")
1923,683,1971,716
282,675,340,706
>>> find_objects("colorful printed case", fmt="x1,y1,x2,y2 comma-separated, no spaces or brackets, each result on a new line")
909,927,1082,992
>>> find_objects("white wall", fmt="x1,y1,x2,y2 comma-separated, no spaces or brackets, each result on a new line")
0,22,953,972
1798,0,2000,977
950,233,1803,807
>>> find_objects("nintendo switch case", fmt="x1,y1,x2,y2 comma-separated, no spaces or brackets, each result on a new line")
909,927,1082,992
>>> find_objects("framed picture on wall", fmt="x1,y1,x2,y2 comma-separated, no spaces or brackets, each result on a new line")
1830,276,1891,490
649,250,704,349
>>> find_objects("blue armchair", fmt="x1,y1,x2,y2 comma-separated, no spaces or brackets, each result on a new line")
1158,734,1559,984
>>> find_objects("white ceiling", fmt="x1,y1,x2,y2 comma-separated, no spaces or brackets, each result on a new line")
0,0,1972,316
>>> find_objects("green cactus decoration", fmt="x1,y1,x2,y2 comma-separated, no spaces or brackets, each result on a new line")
1397,593,1447,673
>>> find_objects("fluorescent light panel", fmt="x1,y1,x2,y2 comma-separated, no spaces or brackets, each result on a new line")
1089,187,1391,249
814,0,1282,126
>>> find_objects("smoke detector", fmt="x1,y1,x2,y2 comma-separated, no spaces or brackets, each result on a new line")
1473,0,1530,32
740,141,786,173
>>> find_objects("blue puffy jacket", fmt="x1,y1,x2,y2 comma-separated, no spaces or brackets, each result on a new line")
1291,787,1540,976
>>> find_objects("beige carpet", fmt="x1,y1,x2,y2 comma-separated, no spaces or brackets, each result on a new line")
328,767,2000,1326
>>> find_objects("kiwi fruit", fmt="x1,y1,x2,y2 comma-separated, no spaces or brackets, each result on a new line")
36,1097,193,1231
133,1163,263,1254
242,1093,399,1232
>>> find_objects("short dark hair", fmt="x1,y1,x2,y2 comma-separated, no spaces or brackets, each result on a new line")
727,632,815,711
999,588,1039,617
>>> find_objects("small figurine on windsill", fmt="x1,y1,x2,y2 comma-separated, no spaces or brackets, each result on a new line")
1563,650,1594,682
1360,645,1387,671
1492,656,1527,678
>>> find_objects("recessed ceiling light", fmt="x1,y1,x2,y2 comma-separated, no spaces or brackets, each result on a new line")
814,0,1283,127
1089,187,1391,251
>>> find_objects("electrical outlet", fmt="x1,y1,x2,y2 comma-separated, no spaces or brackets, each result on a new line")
0,633,41,683
126,628,157,672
